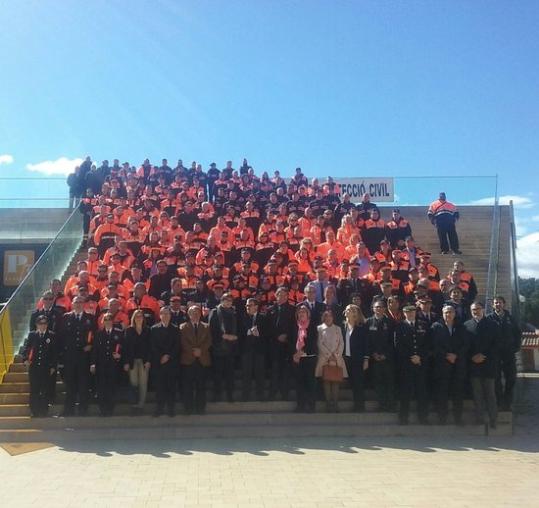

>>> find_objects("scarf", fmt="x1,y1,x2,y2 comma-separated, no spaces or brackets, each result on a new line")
296,316,310,351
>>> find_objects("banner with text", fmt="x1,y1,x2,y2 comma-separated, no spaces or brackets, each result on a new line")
336,177,394,202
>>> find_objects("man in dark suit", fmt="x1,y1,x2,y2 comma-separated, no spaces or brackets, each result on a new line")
23,315,58,417
180,305,212,415
60,296,95,416
464,301,501,428
395,305,431,425
267,287,296,401
487,296,522,410
240,298,267,401
301,284,325,326
430,305,469,424
150,306,180,417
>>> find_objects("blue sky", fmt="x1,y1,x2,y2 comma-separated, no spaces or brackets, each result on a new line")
0,0,538,274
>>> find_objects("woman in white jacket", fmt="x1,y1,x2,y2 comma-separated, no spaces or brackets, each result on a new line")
316,310,348,412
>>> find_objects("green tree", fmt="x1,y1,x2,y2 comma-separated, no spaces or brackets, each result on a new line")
519,277,539,327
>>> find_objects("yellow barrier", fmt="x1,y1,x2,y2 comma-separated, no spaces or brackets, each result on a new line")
0,308,14,380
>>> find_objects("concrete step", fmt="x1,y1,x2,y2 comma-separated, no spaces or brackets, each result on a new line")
0,416,511,440
0,423,499,441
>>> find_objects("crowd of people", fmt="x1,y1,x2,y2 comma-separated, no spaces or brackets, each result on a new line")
24,158,521,429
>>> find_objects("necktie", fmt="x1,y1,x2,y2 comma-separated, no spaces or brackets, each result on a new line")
194,323,198,335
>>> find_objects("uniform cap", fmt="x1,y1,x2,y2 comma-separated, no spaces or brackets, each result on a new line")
403,305,417,312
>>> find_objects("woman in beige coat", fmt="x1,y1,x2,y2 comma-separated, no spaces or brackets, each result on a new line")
316,310,348,412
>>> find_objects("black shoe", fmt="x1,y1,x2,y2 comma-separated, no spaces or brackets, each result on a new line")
294,405,305,413
441,251,449,255
168,407,176,417
59,411,74,418
195,408,206,415
489,420,497,430
183,408,192,416
354,403,366,413
153,409,163,418
227,394,234,403
452,250,462,255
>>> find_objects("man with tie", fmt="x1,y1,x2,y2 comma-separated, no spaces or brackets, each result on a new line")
430,305,468,424
23,315,58,417
395,305,431,425
59,296,95,416
464,301,501,428
240,298,267,401
267,287,296,401
150,306,180,417
301,284,325,326
311,268,330,303
180,305,212,415
170,296,187,326
416,297,439,328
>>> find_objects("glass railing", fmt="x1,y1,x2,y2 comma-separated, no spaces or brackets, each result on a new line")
0,207,83,377
0,177,68,208
0,174,499,207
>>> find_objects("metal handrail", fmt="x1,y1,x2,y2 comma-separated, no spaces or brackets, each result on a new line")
509,200,521,321
0,206,80,320
484,175,500,313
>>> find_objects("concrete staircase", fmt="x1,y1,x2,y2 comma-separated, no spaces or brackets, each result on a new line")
379,205,513,305
0,357,512,441
0,204,515,441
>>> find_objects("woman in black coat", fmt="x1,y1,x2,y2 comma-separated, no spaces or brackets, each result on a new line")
291,304,319,413
123,309,152,412
342,304,370,412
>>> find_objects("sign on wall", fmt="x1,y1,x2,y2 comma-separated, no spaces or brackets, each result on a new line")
335,178,394,202
3,250,35,286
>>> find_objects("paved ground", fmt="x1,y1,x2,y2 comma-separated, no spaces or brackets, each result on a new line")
1,377,538,508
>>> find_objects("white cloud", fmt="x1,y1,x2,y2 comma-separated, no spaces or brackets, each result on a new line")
517,232,539,278
469,195,534,209
26,157,83,176
0,154,14,165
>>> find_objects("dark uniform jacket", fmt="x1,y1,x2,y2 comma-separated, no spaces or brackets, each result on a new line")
464,317,501,378
430,321,468,377
150,322,180,367
486,311,522,354
91,327,123,366
366,315,395,359
29,307,63,333
395,320,431,365
23,330,58,370
60,311,95,362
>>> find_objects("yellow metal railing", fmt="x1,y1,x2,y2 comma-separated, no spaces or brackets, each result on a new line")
0,308,14,379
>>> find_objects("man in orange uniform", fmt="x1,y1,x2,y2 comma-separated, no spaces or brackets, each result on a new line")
427,192,461,255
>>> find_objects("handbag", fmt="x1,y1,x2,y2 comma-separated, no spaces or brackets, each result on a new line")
322,360,343,383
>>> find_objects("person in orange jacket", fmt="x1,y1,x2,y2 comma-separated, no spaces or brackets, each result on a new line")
427,192,461,255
